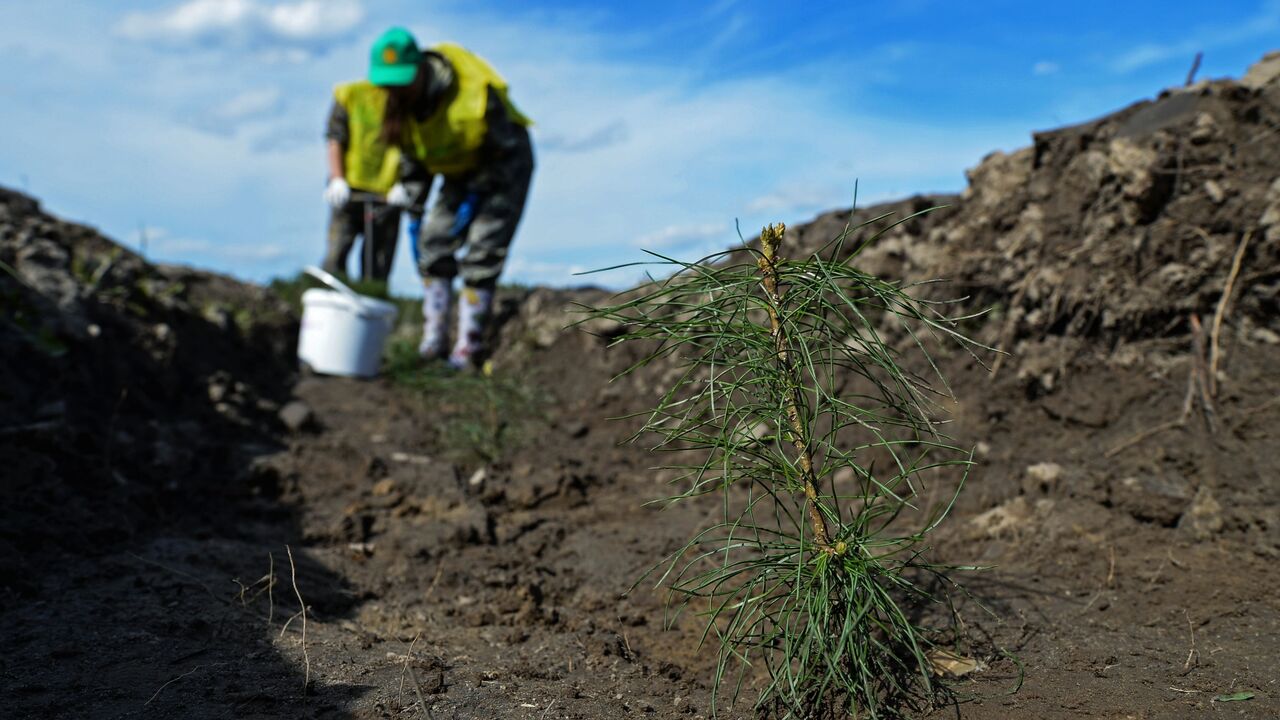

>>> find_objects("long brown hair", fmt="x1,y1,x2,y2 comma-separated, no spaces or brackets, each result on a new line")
380,62,425,146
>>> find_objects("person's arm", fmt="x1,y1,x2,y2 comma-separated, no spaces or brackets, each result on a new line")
323,100,352,207
327,139,345,180
325,100,351,179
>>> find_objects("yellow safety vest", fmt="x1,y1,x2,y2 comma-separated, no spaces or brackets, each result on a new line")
333,80,402,194
403,43,532,177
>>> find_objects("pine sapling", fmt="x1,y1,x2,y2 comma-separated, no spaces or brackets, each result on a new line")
587,213,989,718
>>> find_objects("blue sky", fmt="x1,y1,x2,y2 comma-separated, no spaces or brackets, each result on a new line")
1,1,1277,293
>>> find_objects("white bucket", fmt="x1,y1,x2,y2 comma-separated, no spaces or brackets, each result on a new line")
297,266,398,378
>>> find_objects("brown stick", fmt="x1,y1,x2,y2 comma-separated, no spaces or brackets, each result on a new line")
144,665,205,706
1208,231,1251,398
1183,610,1198,671
286,545,311,692
398,632,424,713
267,551,275,624
1185,52,1204,86
1105,348,1198,459
1189,314,1216,432
1231,395,1280,422
1104,369,1195,458
757,224,834,551
989,281,1030,379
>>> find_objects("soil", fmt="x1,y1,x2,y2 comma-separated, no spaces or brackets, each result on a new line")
3,54,1280,719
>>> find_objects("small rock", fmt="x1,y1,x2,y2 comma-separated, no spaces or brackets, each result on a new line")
1203,179,1226,204
1112,474,1191,526
1241,50,1280,89
347,542,375,556
278,400,316,432
1179,486,1224,539
468,467,487,487
564,420,589,439
1189,112,1217,145
1259,178,1280,231
390,451,432,465
371,478,397,496
1251,327,1280,345
970,497,1032,538
207,381,229,404
1023,462,1064,495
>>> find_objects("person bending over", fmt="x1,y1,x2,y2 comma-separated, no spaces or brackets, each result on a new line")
321,72,405,283
368,26,534,369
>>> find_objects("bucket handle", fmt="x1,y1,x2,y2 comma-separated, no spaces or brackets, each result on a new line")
304,265,366,305
303,266,395,325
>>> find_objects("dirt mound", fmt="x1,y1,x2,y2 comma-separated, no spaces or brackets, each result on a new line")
790,60,1280,367
0,188,302,589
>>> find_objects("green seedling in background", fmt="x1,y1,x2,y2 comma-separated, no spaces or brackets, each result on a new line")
383,337,543,465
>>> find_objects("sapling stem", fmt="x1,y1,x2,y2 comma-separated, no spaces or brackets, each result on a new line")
757,223,834,552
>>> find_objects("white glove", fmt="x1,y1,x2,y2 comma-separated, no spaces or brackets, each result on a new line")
385,182,412,208
323,177,350,208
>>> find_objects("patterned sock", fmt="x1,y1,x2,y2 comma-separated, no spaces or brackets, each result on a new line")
449,285,493,369
418,277,452,359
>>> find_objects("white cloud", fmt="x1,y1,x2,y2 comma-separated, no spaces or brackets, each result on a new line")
117,0,253,40
214,86,283,121
130,226,288,262
505,257,586,277
116,0,364,48
180,86,286,137
745,183,849,215
1112,43,1182,73
264,0,362,40
1032,60,1060,76
633,222,728,249
539,121,629,154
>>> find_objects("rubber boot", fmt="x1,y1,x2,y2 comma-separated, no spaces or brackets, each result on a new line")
449,285,493,370
418,277,452,360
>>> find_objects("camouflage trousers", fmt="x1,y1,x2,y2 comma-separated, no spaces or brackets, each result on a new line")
323,200,402,282
416,126,534,289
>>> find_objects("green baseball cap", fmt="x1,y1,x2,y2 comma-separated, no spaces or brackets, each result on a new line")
369,27,422,86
